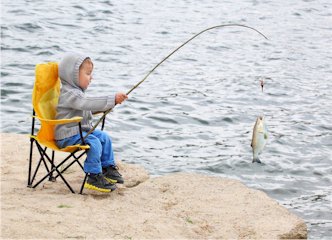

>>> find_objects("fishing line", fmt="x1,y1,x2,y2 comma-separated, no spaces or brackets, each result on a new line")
84,23,268,140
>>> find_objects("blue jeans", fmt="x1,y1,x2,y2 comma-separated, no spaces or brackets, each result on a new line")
56,130,115,174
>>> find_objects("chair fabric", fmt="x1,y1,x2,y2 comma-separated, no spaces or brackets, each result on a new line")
28,62,90,193
31,62,89,152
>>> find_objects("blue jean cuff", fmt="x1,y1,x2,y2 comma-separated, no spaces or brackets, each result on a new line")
84,162,102,174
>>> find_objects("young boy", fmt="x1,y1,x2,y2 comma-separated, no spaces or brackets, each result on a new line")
55,53,128,193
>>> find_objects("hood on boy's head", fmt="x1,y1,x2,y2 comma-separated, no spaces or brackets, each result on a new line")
58,53,90,89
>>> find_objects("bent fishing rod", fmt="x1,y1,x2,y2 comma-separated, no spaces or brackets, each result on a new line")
83,23,268,140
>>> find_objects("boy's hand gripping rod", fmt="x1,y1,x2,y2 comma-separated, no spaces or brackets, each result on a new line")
83,23,268,140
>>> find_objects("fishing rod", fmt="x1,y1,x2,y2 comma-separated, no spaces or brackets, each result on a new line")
83,23,268,140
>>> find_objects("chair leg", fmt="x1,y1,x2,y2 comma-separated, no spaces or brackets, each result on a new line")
40,146,51,173
30,142,50,187
30,156,44,185
32,165,76,194
32,143,75,193
53,151,85,179
49,150,56,182
28,110,36,187
29,142,87,194
80,173,88,194
28,138,34,187
77,159,84,171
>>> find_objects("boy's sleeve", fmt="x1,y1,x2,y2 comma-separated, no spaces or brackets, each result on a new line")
64,90,116,112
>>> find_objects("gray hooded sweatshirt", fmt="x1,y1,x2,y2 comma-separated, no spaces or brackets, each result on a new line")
55,53,116,140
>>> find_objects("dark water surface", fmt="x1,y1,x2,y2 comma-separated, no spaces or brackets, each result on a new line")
1,0,332,238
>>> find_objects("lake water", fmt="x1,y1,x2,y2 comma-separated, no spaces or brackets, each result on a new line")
1,0,332,238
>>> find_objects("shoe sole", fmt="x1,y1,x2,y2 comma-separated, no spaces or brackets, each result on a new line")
104,176,124,184
84,182,112,193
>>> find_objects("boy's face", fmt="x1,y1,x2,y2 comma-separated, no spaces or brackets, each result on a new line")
79,61,93,90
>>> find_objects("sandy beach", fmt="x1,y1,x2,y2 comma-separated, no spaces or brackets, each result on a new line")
1,133,307,239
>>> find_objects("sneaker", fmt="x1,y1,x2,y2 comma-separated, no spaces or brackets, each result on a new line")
84,173,117,192
103,165,124,184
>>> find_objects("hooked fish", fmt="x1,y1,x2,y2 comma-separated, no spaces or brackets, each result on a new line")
251,116,268,163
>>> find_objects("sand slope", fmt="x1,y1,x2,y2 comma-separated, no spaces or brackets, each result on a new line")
0,133,307,239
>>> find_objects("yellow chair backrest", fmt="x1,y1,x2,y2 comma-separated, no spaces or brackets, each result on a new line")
33,62,60,120
32,62,60,144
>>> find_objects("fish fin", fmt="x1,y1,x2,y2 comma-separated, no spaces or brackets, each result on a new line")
252,157,262,164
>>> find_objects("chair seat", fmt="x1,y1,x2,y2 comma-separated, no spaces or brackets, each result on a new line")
30,135,90,152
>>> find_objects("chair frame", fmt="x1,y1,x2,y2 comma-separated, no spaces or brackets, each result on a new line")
28,111,106,194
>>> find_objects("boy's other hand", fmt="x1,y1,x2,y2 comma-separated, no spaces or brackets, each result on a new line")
115,92,128,105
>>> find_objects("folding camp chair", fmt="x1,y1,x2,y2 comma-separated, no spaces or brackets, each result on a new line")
28,62,105,194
